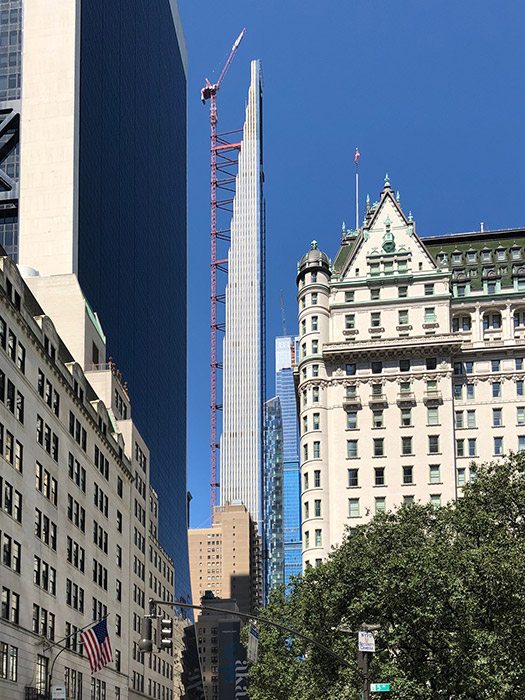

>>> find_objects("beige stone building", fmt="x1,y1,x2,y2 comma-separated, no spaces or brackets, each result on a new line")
296,177,525,567
188,504,262,615
0,252,177,700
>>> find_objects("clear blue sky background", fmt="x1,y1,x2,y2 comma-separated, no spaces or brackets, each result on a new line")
180,0,525,528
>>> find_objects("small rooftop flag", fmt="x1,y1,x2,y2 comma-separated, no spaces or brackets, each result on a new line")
354,147,360,165
81,619,113,674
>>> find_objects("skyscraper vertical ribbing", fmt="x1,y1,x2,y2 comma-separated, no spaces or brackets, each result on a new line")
220,60,265,528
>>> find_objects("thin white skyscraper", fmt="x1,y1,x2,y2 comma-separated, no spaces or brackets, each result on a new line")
220,59,265,527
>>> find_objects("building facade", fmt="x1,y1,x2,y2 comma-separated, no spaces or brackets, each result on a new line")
5,0,189,602
219,60,266,529
188,504,262,615
296,177,525,566
263,397,284,596
0,253,178,700
275,336,301,585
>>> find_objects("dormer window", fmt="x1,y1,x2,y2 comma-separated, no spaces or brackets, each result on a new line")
467,251,477,264
452,253,462,264
511,247,522,260
481,250,491,262
370,263,380,276
496,248,506,261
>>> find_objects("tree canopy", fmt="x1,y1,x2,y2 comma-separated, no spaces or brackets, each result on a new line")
248,454,525,700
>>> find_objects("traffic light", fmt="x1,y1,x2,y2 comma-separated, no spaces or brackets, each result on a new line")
138,616,153,653
157,617,173,652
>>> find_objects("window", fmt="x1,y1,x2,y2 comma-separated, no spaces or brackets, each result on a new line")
313,441,320,459
372,410,383,428
426,380,438,395
402,437,413,455
518,407,525,425
403,495,414,505
348,499,360,517
314,470,321,487
348,469,358,487
426,358,437,370
345,314,355,330
312,364,319,377
371,288,380,300
467,410,476,428
399,359,410,372
370,312,381,328
313,387,319,403
517,381,524,397
455,411,464,428
311,293,318,305
456,439,465,457
303,444,308,461
301,343,306,359
400,381,411,394
452,316,472,332
314,500,321,517
484,313,501,330
457,468,466,486
312,413,320,430
518,436,525,453
345,291,354,302
492,382,501,398
401,408,412,426
403,466,413,484
301,319,306,335
398,286,408,298
311,272,317,283
467,384,475,400
304,531,310,549
371,361,382,374
311,340,318,354
375,468,385,486
304,501,310,519
347,440,358,458
315,530,322,547
303,473,309,491
424,307,436,322
347,412,357,429
457,285,466,297
494,437,503,455
346,385,357,397
375,497,386,514
370,262,380,276
491,359,501,372
465,361,474,374
430,494,441,509
36,655,48,695
428,435,440,454
311,316,318,331
453,362,463,375
0,642,17,681
346,363,356,375
427,407,439,425
398,259,407,273
493,408,502,426
516,358,523,370
468,438,477,457
373,438,384,457
481,250,491,262
424,284,434,296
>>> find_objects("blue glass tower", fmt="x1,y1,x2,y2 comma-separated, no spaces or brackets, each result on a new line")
13,0,190,602
263,397,284,598
275,336,302,585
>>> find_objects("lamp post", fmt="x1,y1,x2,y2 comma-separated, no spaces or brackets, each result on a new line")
357,623,381,700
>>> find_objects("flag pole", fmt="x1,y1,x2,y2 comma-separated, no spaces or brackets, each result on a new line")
354,147,360,230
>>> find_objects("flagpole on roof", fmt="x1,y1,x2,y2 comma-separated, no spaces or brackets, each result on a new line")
355,147,360,230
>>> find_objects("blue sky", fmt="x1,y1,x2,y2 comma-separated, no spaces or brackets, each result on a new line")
180,0,525,528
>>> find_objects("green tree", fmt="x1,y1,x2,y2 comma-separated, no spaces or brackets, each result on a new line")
249,454,525,700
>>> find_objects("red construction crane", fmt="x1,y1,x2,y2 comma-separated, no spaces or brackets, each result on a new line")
201,29,245,522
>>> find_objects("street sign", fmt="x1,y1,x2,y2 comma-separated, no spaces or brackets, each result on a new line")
247,624,259,663
358,630,375,652
370,683,390,692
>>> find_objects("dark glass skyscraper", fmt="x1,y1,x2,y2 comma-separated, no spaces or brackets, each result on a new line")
15,0,190,601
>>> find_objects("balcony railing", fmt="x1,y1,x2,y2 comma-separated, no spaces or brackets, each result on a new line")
396,392,416,405
368,393,388,405
424,391,443,404
343,396,362,409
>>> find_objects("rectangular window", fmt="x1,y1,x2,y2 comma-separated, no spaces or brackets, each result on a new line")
312,364,319,377
399,359,410,372
372,410,383,428
371,312,381,328
345,291,354,302
468,438,477,457
493,408,502,426
371,361,382,374
516,358,523,370
494,437,503,455
371,288,380,300
454,384,463,400
303,502,310,520
311,316,318,331
424,307,436,322
427,407,439,425
403,466,413,484
518,381,525,397
303,473,309,491
398,286,408,298
400,408,412,426
348,499,360,517
456,439,465,457
455,411,464,428
346,363,356,375
375,497,386,514
467,384,475,400
314,470,321,487
430,494,441,509
348,469,358,487
518,436,525,453
424,284,434,296
304,531,310,549
457,468,466,486
398,310,409,325
303,444,308,461
518,407,525,425
347,440,358,458
311,340,318,354
491,359,501,372
373,438,384,457
347,412,357,429
428,435,440,454
429,465,440,483
492,382,501,398
313,441,320,459
375,467,385,486
311,293,318,305
453,362,463,375
372,383,383,395
315,530,322,547
465,361,474,374
467,410,476,428
403,495,414,505
401,436,413,455
345,315,355,330
313,413,320,430
314,500,321,517
313,387,319,403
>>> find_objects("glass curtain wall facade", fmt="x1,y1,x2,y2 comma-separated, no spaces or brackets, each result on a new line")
220,60,266,529
263,397,284,597
275,336,302,585
12,0,190,602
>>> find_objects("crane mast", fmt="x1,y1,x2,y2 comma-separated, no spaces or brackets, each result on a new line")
201,30,245,522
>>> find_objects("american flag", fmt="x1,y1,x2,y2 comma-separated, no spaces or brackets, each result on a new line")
81,619,113,674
